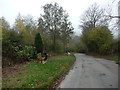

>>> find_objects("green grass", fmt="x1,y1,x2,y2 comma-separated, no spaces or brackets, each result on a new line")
0,79,1,88
3,55,75,88
87,52,120,63
111,56,120,62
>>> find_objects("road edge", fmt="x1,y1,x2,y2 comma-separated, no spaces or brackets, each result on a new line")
52,54,76,88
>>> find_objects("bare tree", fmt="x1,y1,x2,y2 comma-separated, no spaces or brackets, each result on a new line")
80,3,110,32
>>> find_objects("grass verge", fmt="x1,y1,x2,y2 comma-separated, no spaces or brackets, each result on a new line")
86,53,120,64
3,55,75,88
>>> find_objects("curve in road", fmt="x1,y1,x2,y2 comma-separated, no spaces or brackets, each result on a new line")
58,53,118,88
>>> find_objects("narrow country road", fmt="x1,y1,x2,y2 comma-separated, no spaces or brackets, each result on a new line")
58,53,118,88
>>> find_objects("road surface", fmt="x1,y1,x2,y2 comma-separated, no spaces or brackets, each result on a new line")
58,53,118,88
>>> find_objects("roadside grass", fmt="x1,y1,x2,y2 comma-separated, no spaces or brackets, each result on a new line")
86,53,120,64
0,79,1,88
3,55,75,88
111,55,120,61
110,55,120,64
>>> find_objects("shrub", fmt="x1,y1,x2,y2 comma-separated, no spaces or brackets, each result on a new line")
16,45,35,62
2,30,23,58
34,32,43,53
80,26,113,55
99,44,111,55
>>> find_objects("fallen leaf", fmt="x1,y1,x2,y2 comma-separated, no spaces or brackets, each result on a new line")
38,84,40,87
32,86,34,88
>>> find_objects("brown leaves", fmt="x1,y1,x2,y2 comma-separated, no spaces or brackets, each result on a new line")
38,84,41,87
32,86,34,88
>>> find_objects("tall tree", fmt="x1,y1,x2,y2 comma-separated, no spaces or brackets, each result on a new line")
1,17,12,49
23,15,37,45
1,17,10,34
14,13,25,34
24,15,37,34
38,3,74,52
39,3,63,52
60,14,74,52
14,14,37,45
80,3,110,33
79,3,111,53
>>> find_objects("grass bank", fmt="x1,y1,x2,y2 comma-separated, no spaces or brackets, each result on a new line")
3,55,75,88
86,53,120,64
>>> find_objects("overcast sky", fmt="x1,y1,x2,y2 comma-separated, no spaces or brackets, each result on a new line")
0,0,119,35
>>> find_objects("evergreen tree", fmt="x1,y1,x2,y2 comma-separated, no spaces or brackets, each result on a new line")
34,32,43,53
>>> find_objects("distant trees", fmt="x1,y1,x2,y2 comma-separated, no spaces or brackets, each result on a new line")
38,3,74,53
14,14,25,33
69,34,80,52
14,14,37,45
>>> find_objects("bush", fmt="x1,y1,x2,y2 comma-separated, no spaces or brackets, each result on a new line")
87,26,112,54
80,26,113,54
2,30,23,58
99,44,111,55
16,45,35,62
2,30,25,66
3,33,35,65
110,38,119,55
